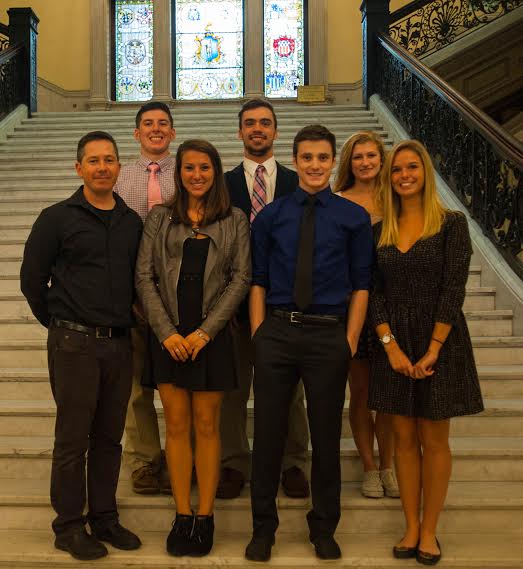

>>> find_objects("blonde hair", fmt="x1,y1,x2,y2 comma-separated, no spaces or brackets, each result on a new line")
378,139,446,248
333,131,386,193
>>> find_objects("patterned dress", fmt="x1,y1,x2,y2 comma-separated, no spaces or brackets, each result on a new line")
368,212,484,420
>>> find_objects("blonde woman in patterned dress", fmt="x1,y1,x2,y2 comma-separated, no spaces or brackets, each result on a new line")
333,132,399,499
369,140,483,565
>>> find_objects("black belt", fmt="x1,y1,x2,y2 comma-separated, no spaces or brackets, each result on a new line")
53,318,128,338
270,309,345,326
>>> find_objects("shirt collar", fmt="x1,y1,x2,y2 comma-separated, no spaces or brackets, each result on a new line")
137,153,175,171
294,185,332,206
243,156,276,178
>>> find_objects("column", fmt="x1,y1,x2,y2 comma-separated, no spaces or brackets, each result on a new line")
360,0,390,105
8,8,39,114
244,0,264,99
308,0,328,91
88,0,111,110
153,0,173,101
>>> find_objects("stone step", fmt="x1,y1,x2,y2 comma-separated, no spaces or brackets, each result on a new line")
0,213,43,227
1,433,522,483
1,478,523,535
0,530,521,569
1,360,522,400
1,397,522,438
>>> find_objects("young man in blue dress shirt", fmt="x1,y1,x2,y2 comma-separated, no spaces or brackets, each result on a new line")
245,125,373,562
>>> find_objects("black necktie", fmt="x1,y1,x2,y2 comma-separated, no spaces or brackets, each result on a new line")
293,194,317,312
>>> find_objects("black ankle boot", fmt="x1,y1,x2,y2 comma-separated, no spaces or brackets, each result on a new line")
166,512,194,556
189,513,214,556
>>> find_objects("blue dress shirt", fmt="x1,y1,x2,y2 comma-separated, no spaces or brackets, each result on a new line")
251,186,373,315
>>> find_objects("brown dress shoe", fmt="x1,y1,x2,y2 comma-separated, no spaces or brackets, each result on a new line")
281,466,310,498
216,467,245,499
132,464,160,494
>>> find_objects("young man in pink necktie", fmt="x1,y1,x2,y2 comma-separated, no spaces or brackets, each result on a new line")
114,102,176,495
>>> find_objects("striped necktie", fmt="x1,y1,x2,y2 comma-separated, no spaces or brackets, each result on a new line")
147,162,162,211
250,164,267,223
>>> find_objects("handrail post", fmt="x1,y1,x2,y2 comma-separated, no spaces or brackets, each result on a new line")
360,0,390,106
7,7,39,114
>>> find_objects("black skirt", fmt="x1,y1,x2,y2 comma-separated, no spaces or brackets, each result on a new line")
142,237,237,392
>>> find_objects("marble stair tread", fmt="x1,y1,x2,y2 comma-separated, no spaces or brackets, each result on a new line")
1,434,522,460
2,530,520,569
2,478,523,510
1,397,523,415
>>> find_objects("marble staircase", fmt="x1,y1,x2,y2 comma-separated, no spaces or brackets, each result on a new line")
0,104,522,567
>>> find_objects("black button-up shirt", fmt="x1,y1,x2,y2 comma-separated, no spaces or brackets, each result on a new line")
251,186,373,315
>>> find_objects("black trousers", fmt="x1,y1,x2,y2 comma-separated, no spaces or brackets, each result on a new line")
47,325,132,536
250,315,350,539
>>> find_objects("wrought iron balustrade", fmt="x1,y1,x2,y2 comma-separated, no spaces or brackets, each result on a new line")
390,0,523,57
375,32,523,278
0,44,24,120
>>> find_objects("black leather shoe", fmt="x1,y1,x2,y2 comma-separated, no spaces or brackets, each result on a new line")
245,534,275,562
416,538,441,565
55,528,108,561
281,466,310,498
216,467,245,499
311,535,342,560
393,542,419,559
189,514,214,556
92,522,141,550
167,512,194,556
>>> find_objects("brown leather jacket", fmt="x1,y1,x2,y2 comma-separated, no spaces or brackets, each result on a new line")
135,204,250,342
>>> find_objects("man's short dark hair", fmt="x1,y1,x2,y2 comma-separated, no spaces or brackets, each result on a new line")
293,124,336,158
238,98,278,130
135,101,174,128
77,131,119,162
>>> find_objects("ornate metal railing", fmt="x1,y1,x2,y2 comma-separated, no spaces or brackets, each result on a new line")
375,32,523,278
390,0,523,57
0,44,24,120
0,22,8,51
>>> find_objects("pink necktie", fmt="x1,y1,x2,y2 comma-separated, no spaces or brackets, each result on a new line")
250,164,267,223
147,162,162,211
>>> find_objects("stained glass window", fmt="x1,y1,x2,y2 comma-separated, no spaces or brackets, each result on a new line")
175,0,244,100
264,1,305,98
115,0,154,102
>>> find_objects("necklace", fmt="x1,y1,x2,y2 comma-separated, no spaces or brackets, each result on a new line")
191,225,200,238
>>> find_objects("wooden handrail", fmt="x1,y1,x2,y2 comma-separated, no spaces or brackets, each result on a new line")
0,42,22,65
390,0,431,22
377,32,523,166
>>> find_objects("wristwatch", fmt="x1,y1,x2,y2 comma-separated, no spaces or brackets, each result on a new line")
379,333,396,346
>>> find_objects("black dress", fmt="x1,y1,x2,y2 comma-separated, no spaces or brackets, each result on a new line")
368,212,484,420
144,237,237,392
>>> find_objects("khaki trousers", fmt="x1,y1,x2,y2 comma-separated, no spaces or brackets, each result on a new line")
220,320,309,478
123,324,162,471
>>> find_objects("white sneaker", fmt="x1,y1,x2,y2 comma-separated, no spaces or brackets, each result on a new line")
380,468,400,498
361,470,384,498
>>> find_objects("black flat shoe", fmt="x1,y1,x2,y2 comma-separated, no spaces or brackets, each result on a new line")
393,541,418,559
416,538,441,565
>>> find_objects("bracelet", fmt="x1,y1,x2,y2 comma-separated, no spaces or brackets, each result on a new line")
195,328,209,343
431,337,444,345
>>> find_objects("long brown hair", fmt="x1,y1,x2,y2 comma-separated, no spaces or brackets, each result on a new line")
333,131,386,193
168,139,231,226
378,139,447,248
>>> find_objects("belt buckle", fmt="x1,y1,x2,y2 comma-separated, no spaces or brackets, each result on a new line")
290,311,301,324
95,327,111,339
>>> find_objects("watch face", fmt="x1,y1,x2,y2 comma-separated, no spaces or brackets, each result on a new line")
381,334,391,344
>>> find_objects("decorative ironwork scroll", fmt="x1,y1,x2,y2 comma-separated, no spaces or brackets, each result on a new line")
0,22,8,51
390,0,523,57
376,34,523,278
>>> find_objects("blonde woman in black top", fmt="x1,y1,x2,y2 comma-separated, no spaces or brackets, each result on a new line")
334,132,399,500
369,140,483,565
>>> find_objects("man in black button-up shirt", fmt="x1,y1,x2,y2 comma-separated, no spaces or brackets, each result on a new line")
20,132,142,561
245,125,373,562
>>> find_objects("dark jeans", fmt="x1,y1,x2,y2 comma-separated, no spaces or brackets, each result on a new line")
47,325,132,536
250,315,350,539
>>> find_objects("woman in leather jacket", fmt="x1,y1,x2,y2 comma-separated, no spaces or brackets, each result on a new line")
135,139,250,557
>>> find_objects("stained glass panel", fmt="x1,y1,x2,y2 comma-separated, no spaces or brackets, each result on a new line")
115,0,153,102
175,0,244,100
264,1,305,98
